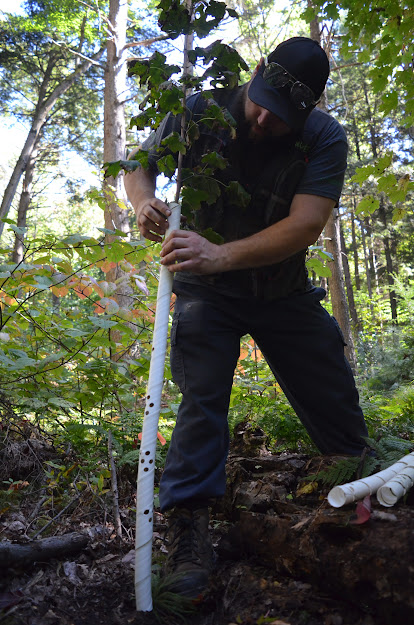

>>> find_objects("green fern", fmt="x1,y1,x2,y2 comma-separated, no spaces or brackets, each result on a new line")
305,457,361,487
363,435,413,469
305,435,413,487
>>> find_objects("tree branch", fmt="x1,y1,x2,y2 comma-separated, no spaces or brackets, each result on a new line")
123,34,170,50
49,39,106,68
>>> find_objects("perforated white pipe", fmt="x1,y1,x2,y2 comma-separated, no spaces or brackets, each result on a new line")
377,454,414,506
327,452,414,508
135,202,181,612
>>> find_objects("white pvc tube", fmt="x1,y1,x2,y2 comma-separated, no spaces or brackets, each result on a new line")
135,202,181,612
377,454,414,506
327,452,414,508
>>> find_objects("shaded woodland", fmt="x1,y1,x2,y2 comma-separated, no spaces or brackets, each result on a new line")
0,1,413,623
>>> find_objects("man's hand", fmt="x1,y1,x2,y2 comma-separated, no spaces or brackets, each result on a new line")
161,230,226,275
136,197,171,242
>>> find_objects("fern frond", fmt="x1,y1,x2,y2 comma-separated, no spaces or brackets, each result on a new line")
363,435,413,470
305,457,361,487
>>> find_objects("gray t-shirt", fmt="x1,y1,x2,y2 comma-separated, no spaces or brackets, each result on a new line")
141,86,348,298
143,85,348,204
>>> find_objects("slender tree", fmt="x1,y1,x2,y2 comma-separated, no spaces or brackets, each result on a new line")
0,6,107,236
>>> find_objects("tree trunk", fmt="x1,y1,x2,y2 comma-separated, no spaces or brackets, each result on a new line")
340,217,361,333
350,205,360,290
378,199,398,322
308,10,357,368
0,47,105,238
12,139,40,264
358,217,374,315
325,209,357,372
103,0,133,321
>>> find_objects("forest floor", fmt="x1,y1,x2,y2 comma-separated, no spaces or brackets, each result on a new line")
1,423,414,625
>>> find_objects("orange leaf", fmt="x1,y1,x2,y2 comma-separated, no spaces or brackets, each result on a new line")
239,348,249,361
73,288,86,300
131,309,154,323
92,283,105,298
51,286,69,297
157,432,167,446
137,431,167,446
8,481,29,492
99,261,117,273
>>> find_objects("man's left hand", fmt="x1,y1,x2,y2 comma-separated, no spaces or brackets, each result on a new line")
160,230,225,275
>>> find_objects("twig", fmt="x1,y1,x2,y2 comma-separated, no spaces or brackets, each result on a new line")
108,431,122,538
31,494,80,540
123,34,170,50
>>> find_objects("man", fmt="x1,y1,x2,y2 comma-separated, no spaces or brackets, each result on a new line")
125,37,368,598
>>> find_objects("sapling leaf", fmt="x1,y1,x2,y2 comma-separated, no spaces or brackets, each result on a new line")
103,161,122,179
226,180,251,208
350,165,375,184
200,228,224,244
201,151,227,169
106,241,127,263
181,186,210,211
158,154,177,178
355,195,380,216
306,258,332,278
157,0,192,38
161,132,187,154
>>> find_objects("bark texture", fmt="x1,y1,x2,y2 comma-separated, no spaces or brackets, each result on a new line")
0,533,88,570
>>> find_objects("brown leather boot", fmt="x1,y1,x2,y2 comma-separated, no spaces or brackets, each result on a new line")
164,506,215,598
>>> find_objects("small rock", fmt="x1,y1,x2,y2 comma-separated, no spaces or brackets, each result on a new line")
7,520,26,534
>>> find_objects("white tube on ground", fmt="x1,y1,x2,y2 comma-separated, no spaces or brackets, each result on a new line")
376,454,414,506
327,452,414,508
135,202,181,612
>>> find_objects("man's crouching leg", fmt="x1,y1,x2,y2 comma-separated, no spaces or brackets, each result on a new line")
164,504,215,599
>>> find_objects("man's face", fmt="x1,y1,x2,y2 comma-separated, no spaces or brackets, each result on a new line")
244,93,292,142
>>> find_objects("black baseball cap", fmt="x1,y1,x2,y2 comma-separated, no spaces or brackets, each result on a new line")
248,37,330,131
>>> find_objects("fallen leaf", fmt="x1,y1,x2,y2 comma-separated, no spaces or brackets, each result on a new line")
349,494,371,525
296,481,319,496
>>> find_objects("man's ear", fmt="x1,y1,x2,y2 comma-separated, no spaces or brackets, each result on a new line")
251,57,265,78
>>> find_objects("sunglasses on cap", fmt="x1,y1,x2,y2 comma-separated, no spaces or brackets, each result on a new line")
263,59,320,110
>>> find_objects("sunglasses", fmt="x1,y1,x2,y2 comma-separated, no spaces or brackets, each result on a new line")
263,60,319,110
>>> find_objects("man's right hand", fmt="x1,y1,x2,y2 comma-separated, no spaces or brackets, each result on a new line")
136,197,171,243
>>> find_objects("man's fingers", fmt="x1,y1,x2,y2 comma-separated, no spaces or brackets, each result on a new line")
161,230,191,251
150,198,171,219
141,227,163,243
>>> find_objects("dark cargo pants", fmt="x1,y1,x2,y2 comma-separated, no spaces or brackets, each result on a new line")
159,281,368,512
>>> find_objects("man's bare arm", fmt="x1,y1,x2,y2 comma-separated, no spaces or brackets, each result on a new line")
124,149,170,242
160,194,335,274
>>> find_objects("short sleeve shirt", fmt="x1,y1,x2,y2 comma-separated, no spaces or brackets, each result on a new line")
142,86,348,205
